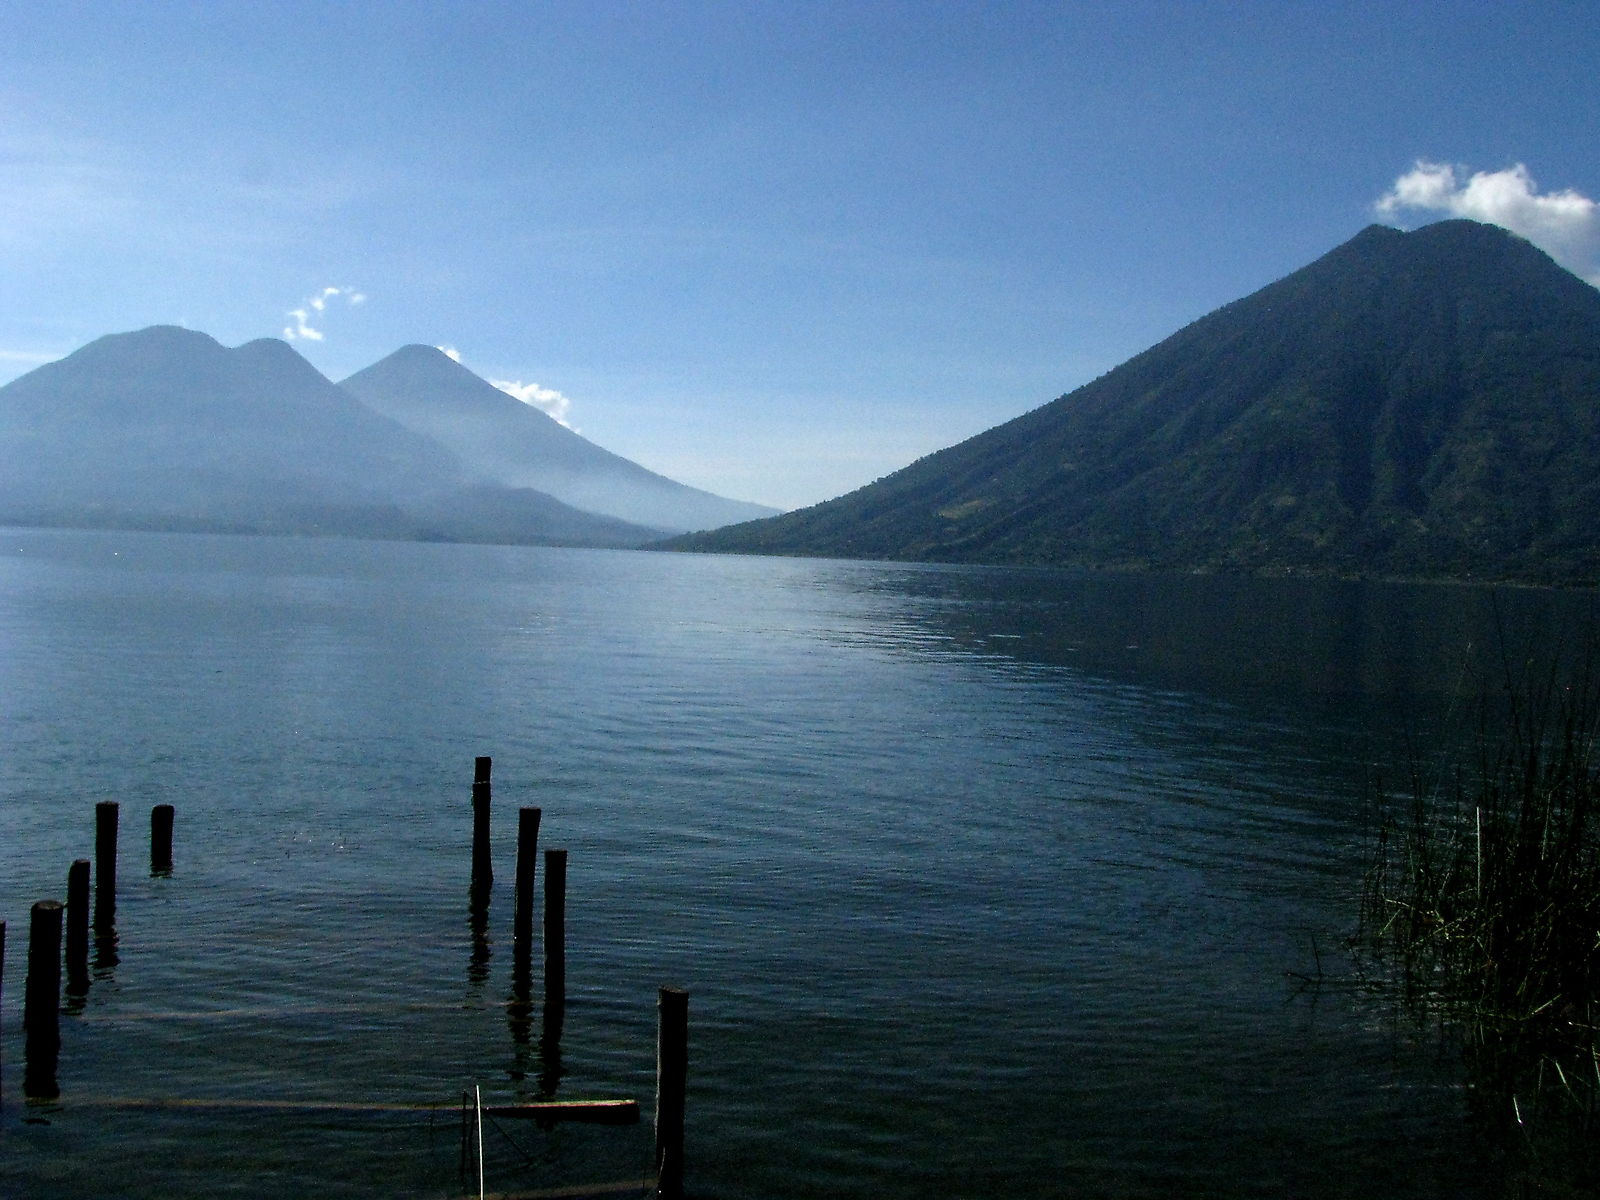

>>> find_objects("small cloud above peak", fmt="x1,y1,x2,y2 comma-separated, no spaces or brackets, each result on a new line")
435,345,463,363
491,377,577,430
283,285,367,341
310,286,365,311
1376,161,1600,287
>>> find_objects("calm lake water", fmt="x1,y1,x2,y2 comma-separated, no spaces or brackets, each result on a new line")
0,528,1594,1199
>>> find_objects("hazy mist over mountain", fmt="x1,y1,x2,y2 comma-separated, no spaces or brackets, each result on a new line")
339,345,777,533
0,326,677,547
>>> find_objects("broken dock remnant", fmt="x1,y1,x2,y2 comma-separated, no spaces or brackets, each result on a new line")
655,986,689,1200
94,801,118,928
24,899,64,1099
151,804,175,875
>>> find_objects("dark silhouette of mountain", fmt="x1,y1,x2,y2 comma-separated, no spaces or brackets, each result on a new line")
339,345,778,533
0,326,668,547
669,220,1600,584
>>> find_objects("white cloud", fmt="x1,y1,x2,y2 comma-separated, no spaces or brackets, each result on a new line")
425,343,578,428
283,286,367,340
283,308,323,341
308,286,366,311
1376,161,1600,286
0,348,59,365
491,377,577,429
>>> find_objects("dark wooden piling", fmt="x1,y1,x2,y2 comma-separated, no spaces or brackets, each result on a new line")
539,848,568,1097
24,900,64,1098
151,804,174,875
654,986,689,1200
65,859,90,990
94,801,119,928
543,848,567,1001
513,807,542,958
471,780,493,892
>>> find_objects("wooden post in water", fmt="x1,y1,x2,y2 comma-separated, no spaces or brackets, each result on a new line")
1,917,6,1094
655,986,689,1200
65,859,90,987
94,801,119,928
471,763,493,892
24,900,63,1099
513,807,541,959
543,849,567,1002
151,804,174,875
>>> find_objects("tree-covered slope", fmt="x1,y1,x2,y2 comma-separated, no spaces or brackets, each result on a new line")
669,221,1600,584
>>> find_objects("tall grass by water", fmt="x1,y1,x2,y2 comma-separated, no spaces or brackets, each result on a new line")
1355,653,1600,1194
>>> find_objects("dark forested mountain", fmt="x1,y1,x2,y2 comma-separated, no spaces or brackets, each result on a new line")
0,326,667,547
670,220,1600,584
339,345,777,533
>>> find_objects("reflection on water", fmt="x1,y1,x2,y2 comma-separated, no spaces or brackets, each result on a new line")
506,958,534,1081
539,994,566,1102
0,530,1596,1197
822,561,1600,702
467,888,492,990
90,921,118,979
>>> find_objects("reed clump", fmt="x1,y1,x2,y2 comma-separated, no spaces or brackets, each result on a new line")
1356,664,1600,1191
1357,671,1600,1047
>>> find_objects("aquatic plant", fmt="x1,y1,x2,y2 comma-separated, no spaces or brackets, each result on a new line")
1355,656,1600,1193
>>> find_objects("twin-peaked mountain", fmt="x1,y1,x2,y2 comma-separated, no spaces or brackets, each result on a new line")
0,327,774,546
672,220,1600,584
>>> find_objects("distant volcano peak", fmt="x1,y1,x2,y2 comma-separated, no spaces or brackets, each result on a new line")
340,348,779,533
669,218,1600,584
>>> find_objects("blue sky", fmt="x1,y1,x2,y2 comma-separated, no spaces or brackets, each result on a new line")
3,1,1598,510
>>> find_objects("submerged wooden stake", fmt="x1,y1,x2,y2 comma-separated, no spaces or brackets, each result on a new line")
471,778,493,892
544,849,567,1002
24,899,63,1099
65,859,90,987
655,986,689,1200
514,807,541,958
94,801,119,928
151,804,174,875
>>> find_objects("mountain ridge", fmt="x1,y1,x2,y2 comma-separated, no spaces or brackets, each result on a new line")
339,346,778,533
667,220,1600,585
0,327,673,547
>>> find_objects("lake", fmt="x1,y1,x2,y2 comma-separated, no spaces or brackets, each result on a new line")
0,528,1593,1199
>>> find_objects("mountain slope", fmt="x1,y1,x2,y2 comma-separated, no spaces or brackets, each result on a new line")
670,220,1600,584
0,326,668,547
339,345,778,533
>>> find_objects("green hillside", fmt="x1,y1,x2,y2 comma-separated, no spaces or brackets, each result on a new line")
669,221,1600,584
